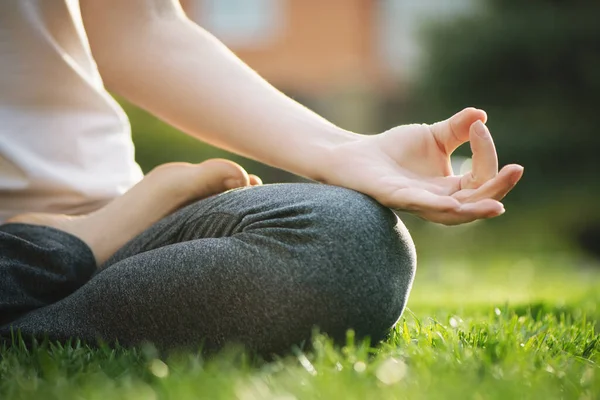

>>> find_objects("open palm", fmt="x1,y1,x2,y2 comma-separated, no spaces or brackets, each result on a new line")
326,108,524,225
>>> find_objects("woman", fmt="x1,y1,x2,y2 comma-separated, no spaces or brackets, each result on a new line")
0,0,523,354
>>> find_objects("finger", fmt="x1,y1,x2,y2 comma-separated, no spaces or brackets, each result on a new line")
430,107,487,154
249,174,263,186
385,175,458,196
460,120,498,189
425,174,465,196
457,164,524,203
387,188,461,213
460,199,505,216
422,199,505,225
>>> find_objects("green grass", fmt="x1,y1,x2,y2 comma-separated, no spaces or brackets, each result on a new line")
1,254,599,400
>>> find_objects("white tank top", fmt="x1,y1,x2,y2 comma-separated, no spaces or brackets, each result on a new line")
0,0,144,222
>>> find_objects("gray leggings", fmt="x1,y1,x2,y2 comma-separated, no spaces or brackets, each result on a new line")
0,183,416,355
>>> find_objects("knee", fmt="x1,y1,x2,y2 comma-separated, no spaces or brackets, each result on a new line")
304,184,416,268
297,184,417,343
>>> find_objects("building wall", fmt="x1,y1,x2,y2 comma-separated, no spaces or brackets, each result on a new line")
184,0,383,96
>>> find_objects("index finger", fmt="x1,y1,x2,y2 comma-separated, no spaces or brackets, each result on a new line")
461,120,498,189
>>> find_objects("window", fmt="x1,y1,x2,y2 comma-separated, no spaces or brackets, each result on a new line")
196,0,285,48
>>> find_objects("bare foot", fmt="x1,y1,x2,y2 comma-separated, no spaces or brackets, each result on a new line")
6,159,262,267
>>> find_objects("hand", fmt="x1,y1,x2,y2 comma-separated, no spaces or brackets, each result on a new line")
324,108,524,225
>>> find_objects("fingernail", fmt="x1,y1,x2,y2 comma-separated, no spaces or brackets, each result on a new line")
473,120,489,138
224,179,243,189
512,167,524,184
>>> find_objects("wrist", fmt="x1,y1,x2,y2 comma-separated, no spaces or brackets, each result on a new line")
306,128,363,183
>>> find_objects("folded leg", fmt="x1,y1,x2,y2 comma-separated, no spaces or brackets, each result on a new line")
0,224,95,326
2,184,416,355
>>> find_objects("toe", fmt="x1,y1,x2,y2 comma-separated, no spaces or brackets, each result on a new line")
145,159,252,201
191,159,251,196
249,174,263,186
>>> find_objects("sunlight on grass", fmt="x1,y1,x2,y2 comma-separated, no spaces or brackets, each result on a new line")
409,254,599,307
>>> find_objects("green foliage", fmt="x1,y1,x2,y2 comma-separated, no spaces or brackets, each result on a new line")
2,256,599,399
411,0,600,194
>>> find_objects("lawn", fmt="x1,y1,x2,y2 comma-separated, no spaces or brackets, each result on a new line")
1,252,598,400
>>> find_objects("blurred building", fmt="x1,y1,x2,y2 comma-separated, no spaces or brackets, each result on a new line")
182,0,476,132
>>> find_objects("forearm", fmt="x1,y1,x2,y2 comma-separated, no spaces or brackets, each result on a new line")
86,9,359,181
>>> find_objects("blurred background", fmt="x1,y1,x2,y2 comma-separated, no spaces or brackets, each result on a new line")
121,0,600,265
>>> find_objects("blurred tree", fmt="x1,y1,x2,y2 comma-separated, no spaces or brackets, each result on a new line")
408,0,600,199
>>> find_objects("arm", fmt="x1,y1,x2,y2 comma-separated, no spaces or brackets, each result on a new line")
80,0,523,225
81,0,353,182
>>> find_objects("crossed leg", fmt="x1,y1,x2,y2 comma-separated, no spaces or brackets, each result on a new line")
1,165,416,355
